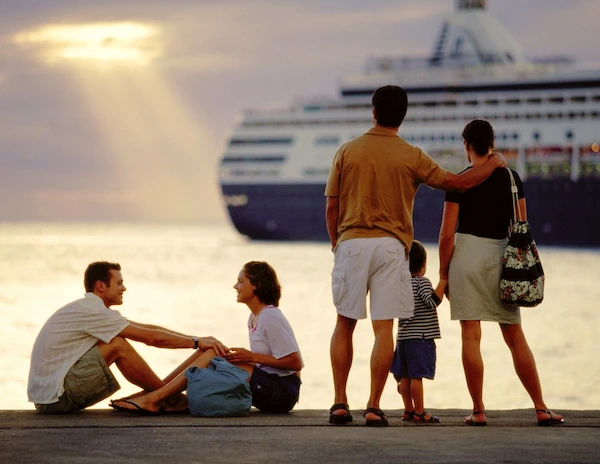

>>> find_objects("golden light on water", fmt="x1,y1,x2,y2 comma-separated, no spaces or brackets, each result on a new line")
13,22,161,65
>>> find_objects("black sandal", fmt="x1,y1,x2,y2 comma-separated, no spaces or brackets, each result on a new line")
414,410,441,423
329,403,353,424
363,407,388,427
402,410,415,421
536,409,564,426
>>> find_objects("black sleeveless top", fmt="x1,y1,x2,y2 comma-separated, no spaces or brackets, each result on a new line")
445,167,525,240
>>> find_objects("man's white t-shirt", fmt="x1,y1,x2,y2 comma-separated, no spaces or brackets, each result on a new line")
27,293,130,404
248,306,303,377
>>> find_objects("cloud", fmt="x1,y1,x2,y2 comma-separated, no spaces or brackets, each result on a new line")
0,0,598,223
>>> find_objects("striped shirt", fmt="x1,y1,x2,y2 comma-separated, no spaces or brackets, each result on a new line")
27,293,129,404
397,276,441,340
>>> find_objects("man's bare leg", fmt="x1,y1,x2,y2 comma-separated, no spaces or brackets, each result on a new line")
330,314,357,417
365,319,394,422
98,337,165,392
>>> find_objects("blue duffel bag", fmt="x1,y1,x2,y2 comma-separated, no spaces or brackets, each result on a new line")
185,357,252,417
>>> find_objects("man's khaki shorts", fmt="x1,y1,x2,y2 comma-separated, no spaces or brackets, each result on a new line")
35,345,120,414
332,237,414,320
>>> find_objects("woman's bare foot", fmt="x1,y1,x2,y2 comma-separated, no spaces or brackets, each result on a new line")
109,390,146,405
536,409,564,426
464,410,487,426
111,396,161,414
161,393,189,413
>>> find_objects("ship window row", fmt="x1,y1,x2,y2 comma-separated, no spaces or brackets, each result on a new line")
242,110,600,128
302,94,600,112
227,169,281,177
402,132,519,144
314,135,340,145
458,94,597,106
304,168,331,176
221,154,286,164
228,137,293,146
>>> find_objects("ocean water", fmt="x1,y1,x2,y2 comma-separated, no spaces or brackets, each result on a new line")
1,222,598,412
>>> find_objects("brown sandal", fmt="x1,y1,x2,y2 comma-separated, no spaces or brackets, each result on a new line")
329,403,353,425
402,410,415,421
363,407,388,427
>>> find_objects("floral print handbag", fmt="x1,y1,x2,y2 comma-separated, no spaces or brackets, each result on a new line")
499,168,545,307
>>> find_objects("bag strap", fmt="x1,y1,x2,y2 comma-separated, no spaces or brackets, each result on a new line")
506,167,521,223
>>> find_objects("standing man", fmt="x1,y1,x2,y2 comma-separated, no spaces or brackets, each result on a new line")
28,261,228,414
325,85,506,426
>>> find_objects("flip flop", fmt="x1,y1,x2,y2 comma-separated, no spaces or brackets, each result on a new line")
111,399,161,416
363,407,388,427
464,410,487,426
536,409,564,426
329,403,353,424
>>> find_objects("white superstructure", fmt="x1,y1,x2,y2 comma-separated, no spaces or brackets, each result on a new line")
219,0,600,246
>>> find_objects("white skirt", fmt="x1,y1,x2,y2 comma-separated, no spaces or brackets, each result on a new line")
449,233,521,324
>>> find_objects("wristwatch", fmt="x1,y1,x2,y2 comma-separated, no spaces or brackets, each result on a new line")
192,337,199,350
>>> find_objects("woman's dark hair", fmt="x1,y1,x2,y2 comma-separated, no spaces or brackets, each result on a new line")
372,85,408,128
243,261,281,306
84,261,121,292
462,119,495,156
409,240,427,274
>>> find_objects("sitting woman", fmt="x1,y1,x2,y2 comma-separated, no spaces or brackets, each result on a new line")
111,261,303,415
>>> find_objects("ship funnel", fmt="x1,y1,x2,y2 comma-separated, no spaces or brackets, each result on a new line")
430,0,527,67
457,0,486,9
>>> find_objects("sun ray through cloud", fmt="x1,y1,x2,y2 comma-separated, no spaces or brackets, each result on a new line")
13,21,222,222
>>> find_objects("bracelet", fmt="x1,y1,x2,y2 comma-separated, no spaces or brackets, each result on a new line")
192,336,199,350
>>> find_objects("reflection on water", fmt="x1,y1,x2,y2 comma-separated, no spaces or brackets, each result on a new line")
1,222,598,411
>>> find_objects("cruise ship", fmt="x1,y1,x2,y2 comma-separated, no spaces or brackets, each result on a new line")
219,0,600,247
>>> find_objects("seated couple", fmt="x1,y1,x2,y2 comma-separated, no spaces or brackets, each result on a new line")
27,260,303,415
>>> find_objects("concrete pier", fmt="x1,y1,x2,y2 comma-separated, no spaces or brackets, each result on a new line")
1,409,599,463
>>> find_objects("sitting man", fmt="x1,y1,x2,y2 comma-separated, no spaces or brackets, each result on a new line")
27,261,227,414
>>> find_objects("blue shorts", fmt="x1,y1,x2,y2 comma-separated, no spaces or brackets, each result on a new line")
250,367,301,413
390,339,436,381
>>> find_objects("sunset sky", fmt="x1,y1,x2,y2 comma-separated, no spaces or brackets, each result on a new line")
0,0,598,223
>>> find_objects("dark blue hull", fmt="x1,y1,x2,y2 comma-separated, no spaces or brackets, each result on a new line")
221,178,600,247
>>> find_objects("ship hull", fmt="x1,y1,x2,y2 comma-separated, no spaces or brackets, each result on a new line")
221,178,600,247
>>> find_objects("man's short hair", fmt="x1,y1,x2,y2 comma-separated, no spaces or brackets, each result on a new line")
372,85,408,128
84,261,121,292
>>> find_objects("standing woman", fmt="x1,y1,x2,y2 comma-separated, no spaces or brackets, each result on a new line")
111,261,303,415
438,119,563,427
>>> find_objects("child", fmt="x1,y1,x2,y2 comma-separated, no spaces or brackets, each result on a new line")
390,240,447,423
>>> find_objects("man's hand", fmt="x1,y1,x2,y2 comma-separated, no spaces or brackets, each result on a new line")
224,347,255,364
197,336,228,357
489,152,507,168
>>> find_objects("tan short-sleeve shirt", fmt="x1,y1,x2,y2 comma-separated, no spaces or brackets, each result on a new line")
325,127,448,251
